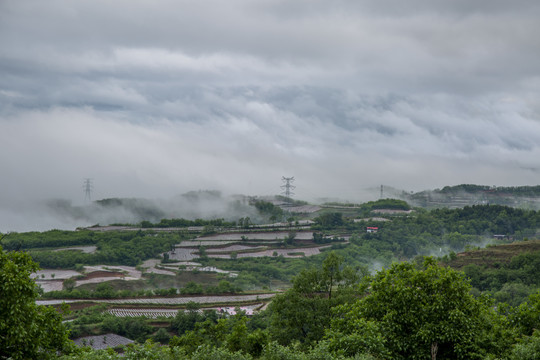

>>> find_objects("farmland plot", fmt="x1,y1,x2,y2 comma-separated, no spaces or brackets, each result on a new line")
141,258,176,276
108,308,179,318
168,248,198,261
107,304,263,318
163,261,201,266
209,245,332,259
31,269,82,280
36,280,64,292
206,245,264,253
37,293,276,306
31,270,81,293
176,240,237,247
100,293,276,305
143,267,176,276
53,246,97,254
75,265,143,287
84,265,142,279
157,262,238,277
197,231,314,241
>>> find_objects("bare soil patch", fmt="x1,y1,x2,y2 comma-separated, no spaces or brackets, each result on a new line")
82,271,125,280
209,245,332,259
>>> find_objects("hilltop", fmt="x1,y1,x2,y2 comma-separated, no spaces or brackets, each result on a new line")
445,239,540,270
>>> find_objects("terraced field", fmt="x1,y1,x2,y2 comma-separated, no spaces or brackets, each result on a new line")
196,231,314,241
37,293,276,306
107,304,262,318
53,246,98,254
209,245,332,259
447,239,540,269
32,270,82,292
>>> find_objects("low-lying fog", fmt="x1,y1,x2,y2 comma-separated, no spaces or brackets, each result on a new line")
0,191,272,232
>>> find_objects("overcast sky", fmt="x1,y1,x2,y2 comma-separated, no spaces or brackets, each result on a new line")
2,0,540,210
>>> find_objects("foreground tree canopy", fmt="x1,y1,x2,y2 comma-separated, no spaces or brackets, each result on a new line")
327,258,515,360
0,245,72,359
3,242,540,359
268,252,362,346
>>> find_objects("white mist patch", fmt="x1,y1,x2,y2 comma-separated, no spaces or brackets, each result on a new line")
0,192,262,232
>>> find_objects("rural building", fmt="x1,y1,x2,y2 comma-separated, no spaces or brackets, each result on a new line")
366,227,379,233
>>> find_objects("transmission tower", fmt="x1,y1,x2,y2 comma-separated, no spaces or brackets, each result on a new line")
83,178,93,203
281,176,295,200
380,184,384,199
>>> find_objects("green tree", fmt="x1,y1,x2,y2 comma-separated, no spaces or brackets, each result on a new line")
63,277,76,291
508,330,540,360
153,328,171,344
314,212,344,229
268,252,360,347
0,245,73,359
284,231,297,246
509,291,540,336
328,258,513,360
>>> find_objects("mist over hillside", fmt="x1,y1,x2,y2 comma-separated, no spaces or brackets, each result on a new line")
0,190,260,232
4,184,540,233
403,184,540,210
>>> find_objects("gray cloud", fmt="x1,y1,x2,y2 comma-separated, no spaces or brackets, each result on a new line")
1,0,540,231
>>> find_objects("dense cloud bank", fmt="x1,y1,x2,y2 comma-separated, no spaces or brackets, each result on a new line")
1,0,540,230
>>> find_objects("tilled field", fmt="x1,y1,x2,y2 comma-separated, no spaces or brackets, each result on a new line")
209,245,332,259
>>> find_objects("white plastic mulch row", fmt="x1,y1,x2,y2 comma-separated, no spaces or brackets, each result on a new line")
108,308,179,318
107,304,262,318
102,293,275,304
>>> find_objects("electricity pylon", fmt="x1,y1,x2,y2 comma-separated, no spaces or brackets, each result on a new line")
83,178,93,203
281,176,295,200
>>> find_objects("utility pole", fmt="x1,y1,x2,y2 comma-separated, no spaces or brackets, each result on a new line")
281,176,295,201
83,178,93,203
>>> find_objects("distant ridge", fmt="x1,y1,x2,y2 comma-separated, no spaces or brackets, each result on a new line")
403,184,540,210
